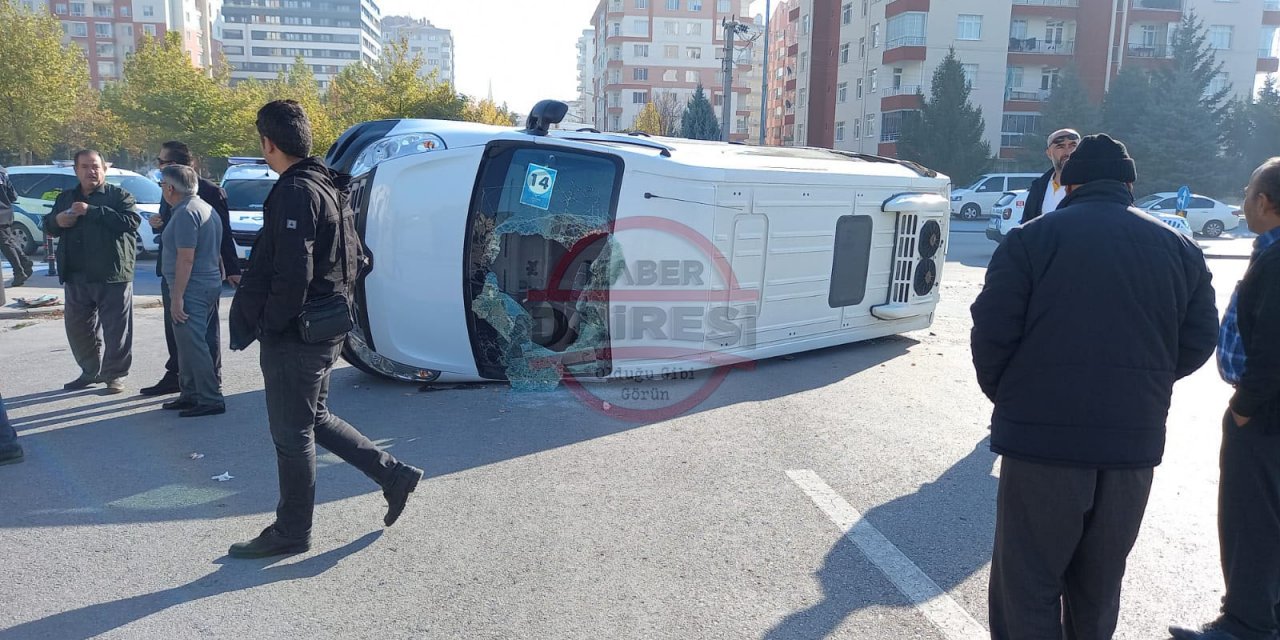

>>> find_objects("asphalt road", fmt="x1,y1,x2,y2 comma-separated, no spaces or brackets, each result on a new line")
0,219,1254,639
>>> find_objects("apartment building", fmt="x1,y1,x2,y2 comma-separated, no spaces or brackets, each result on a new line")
587,0,760,141
382,16,454,85
576,28,597,124
220,0,381,88
771,0,1280,163
21,0,220,88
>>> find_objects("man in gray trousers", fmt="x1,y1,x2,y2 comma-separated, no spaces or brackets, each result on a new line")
157,165,225,417
42,150,139,395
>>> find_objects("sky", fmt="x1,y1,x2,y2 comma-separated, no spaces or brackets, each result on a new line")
376,0,603,112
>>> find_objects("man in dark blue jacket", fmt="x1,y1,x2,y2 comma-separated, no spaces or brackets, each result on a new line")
1171,158,1280,640
971,134,1219,639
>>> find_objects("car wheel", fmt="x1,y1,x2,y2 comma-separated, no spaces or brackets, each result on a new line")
1201,219,1225,238
341,336,394,381
10,224,36,254
960,203,982,220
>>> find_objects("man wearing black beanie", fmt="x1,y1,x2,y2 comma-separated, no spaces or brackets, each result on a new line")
971,133,1220,638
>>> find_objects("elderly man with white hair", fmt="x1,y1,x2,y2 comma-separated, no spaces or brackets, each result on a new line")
158,164,225,417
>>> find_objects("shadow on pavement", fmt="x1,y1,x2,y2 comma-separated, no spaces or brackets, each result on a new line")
765,438,997,639
0,336,916,531
0,531,382,639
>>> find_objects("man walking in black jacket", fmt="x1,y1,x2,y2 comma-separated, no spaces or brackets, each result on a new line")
0,164,33,286
227,100,423,559
140,141,242,397
1019,128,1079,224
1171,158,1280,640
972,134,1219,639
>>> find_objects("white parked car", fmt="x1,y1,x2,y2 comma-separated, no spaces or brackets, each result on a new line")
987,189,1198,244
951,172,1041,220
220,159,279,262
6,164,164,254
1135,192,1241,238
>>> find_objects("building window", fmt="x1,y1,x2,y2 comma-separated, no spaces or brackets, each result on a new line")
842,3,852,24
802,14,811,35
835,121,845,142
871,24,880,48
610,115,621,131
69,1,83,15
54,3,67,14
688,22,702,35
1261,27,1278,58
1040,67,1059,91
94,22,110,37
632,19,648,35
666,0,679,9
886,12,926,49
611,22,621,36
634,67,649,80
224,28,242,39
634,44,649,57
840,43,849,63
854,118,861,138
1001,113,1042,147
799,88,807,107
1208,73,1231,96
865,114,875,137
66,21,87,36
633,91,649,103
636,0,648,7
856,77,863,98
838,82,848,102
123,25,132,36
97,61,115,76
957,15,982,41
690,0,702,9
892,67,903,89
93,4,111,17
140,23,153,36
143,4,153,16
881,110,907,142
686,70,699,82
1006,65,1024,89
1010,19,1027,40
962,63,978,87
718,0,730,11
610,69,621,84
859,37,865,58
687,46,701,59
663,69,678,81
609,91,620,107
664,44,678,58
869,68,877,92
800,52,808,72
798,123,806,142
1209,25,1233,50
665,21,679,35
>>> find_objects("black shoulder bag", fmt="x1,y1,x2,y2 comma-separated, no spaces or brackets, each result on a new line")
296,194,356,343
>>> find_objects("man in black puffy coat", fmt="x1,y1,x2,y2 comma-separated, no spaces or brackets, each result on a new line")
971,134,1219,639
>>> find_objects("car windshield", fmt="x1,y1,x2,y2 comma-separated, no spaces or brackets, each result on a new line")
995,193,1017,207
1135,194,1163,208
224,179,275,211
106,175,162,204
962,178,987,190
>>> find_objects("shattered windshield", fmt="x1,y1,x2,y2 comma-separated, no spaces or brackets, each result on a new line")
466,144,623,390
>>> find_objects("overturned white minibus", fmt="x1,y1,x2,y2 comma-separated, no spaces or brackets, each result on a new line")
323,101,951,386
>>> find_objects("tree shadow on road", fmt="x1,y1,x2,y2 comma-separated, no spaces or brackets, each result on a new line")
0,531,382,640
765,438,997,639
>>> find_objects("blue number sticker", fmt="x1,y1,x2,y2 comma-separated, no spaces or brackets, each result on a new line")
520,163,558,211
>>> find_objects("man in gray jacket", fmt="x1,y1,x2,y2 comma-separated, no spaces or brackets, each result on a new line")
157,165,225,417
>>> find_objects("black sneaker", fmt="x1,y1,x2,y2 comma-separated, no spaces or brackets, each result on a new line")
228,525,310,559
179,404,226,418
63,376,99,390
383,463,424,527
140,373,181,396
0,446,24,466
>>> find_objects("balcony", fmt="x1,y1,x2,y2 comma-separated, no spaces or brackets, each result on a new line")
1132,0,1183,9
886,36,926,50
881,84,923,97
1005,88,1052,101
1009,38,1075,54
1013,0,1078,5
1127,42,1172,58
1268,0,1280,10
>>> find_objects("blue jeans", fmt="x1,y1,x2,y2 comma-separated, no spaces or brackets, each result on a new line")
173,284,224,406
0,393,18,452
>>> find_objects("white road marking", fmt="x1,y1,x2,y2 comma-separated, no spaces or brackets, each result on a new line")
787,469,988,640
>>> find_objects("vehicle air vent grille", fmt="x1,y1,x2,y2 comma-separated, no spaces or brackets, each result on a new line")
890,213,919,304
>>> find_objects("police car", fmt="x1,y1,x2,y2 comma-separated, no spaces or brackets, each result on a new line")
7,164,164,254
986,189,1198,244
220,158,279,262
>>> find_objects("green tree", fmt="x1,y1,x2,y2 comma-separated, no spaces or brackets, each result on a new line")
896,50,994,186
328,40,468,133
632,102,663,135
1100,66,1154,147
1221,78,1280,194
680,85,721,140
1011,63,1100,171
0,0,93,162
1131,11,1228,196
104,32,243,160
464,97,518,126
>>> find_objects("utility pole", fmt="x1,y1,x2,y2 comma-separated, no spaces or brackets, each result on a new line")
720,16,751,142
760,0,770,146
